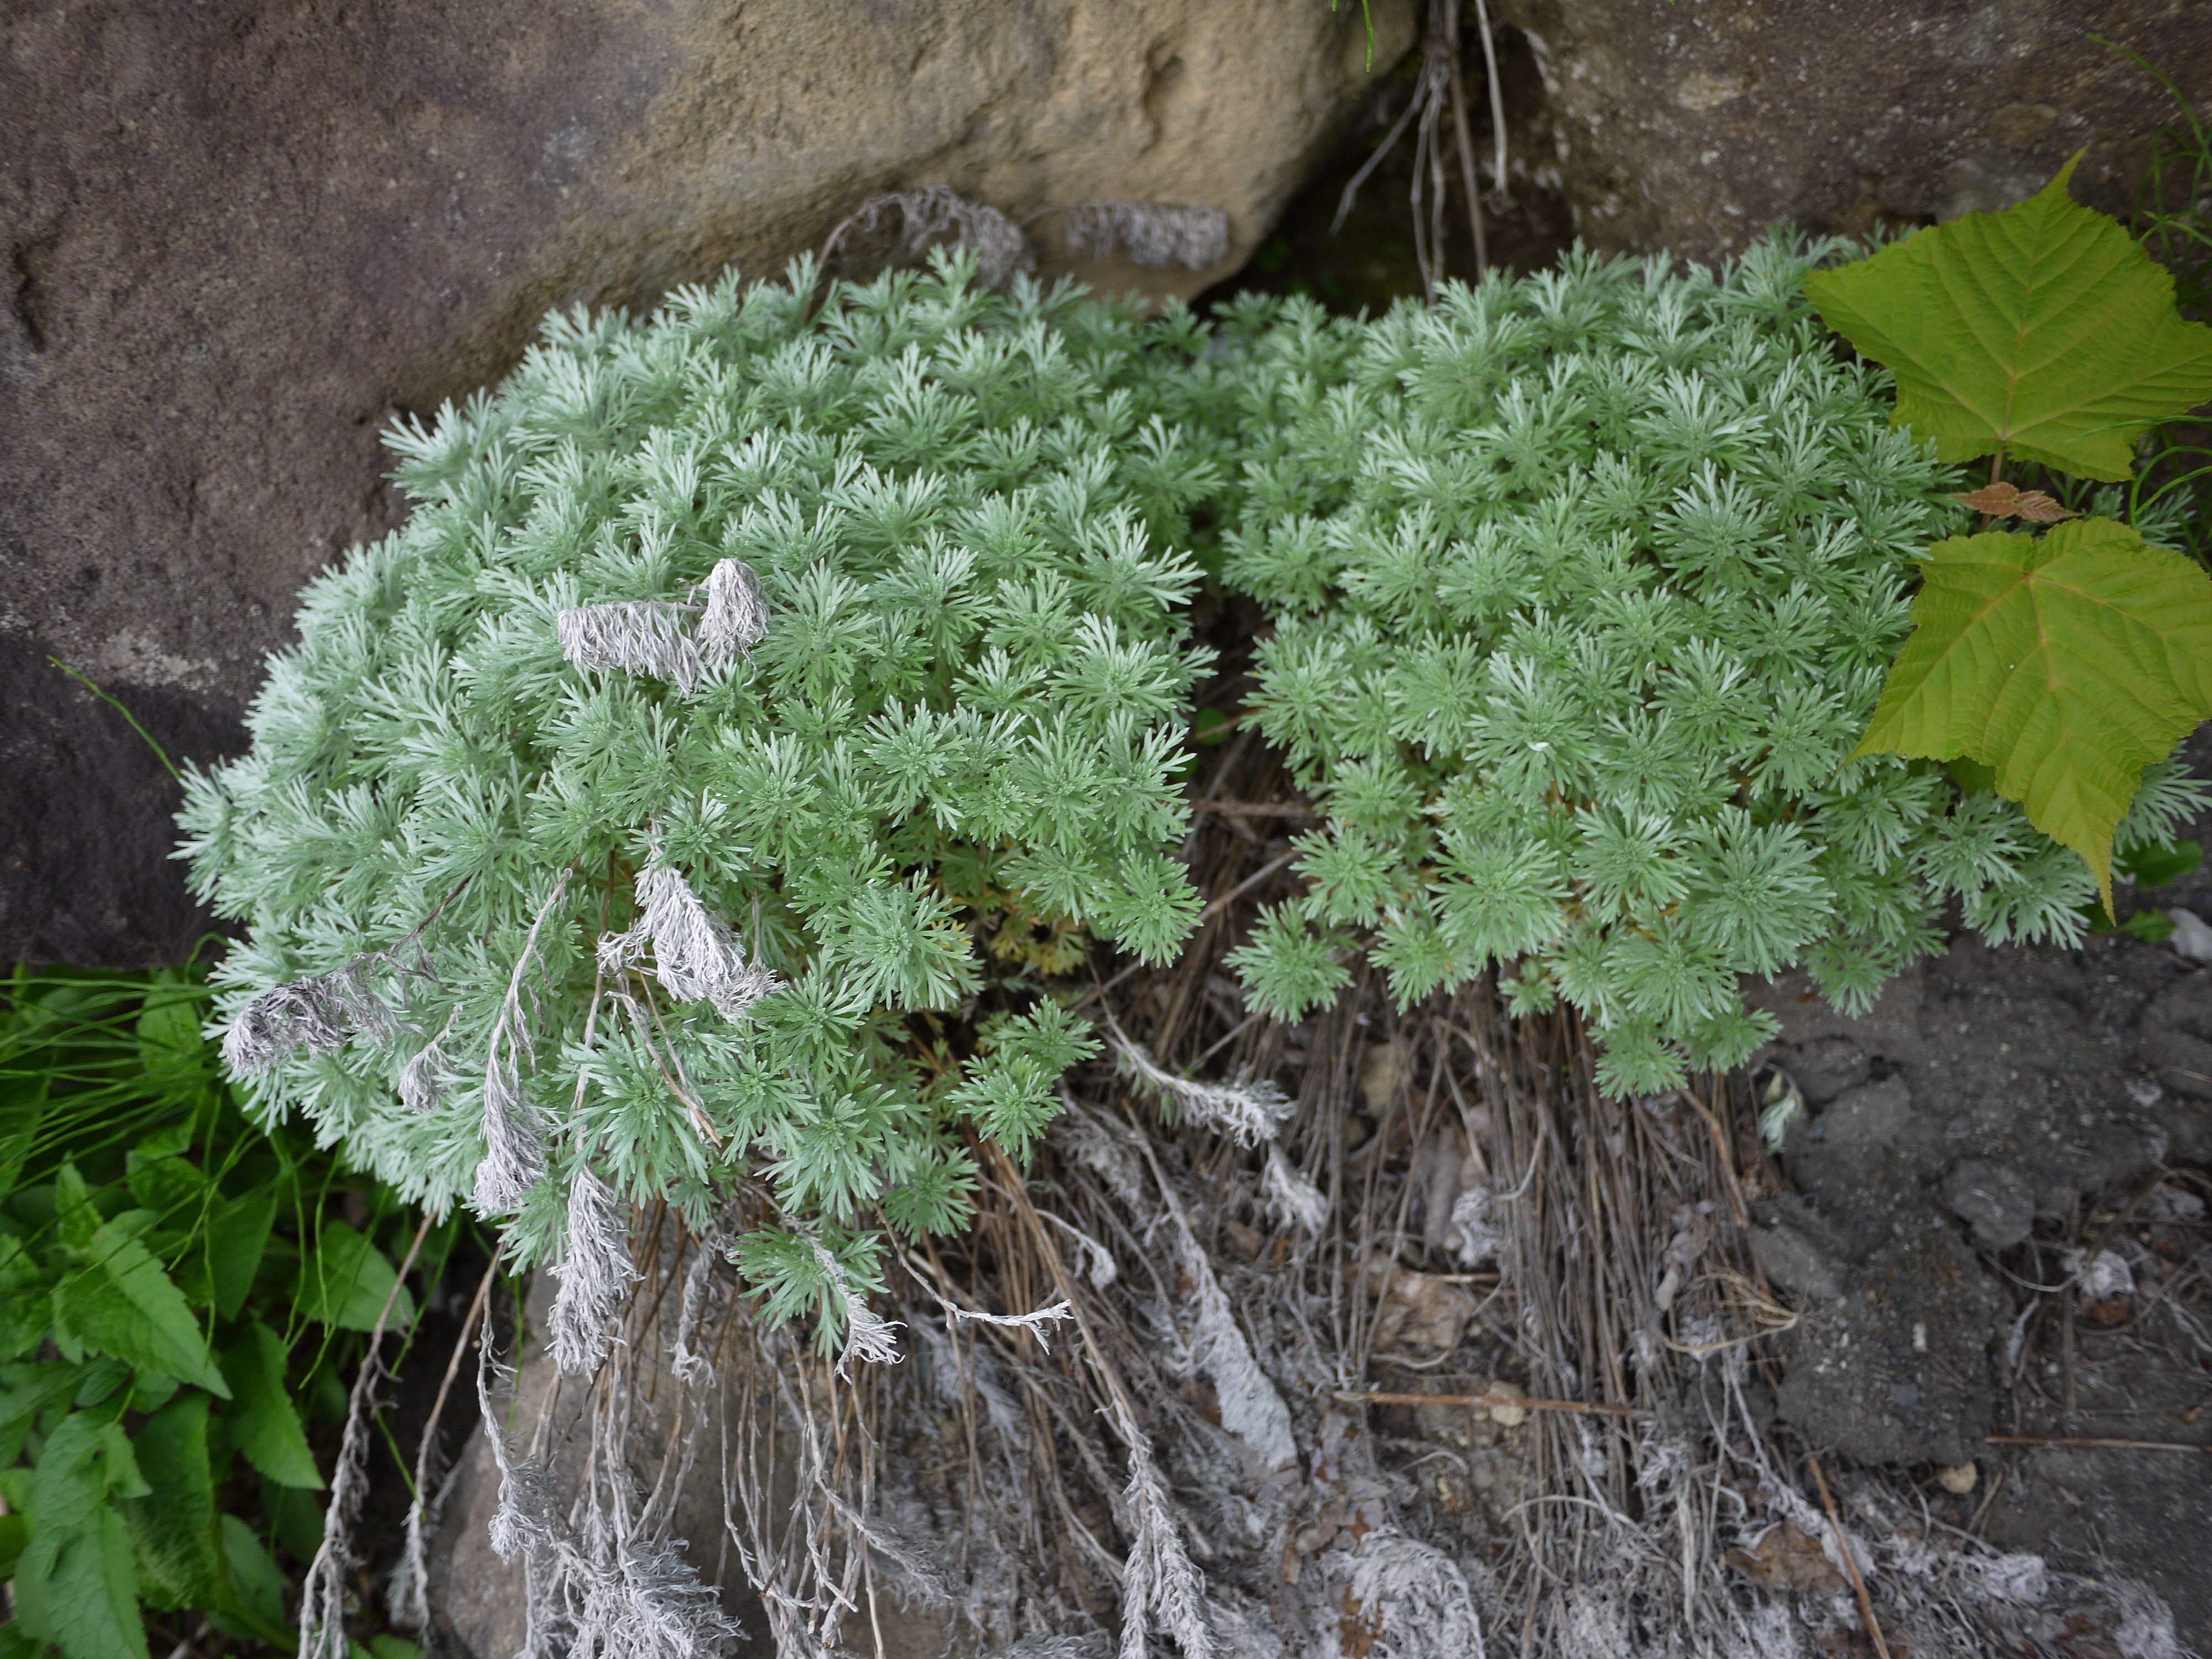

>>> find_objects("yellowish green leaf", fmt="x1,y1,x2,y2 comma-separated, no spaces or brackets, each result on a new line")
1807,154,2212,481
1848,517,2212,913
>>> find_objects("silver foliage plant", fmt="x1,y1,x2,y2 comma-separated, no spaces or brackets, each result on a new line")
178,248,1221,1349
1209,233,2211,1097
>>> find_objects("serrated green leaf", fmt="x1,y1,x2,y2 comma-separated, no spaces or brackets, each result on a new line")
0,1509,26,1580
124,1152,206,1232
218,1319,322,1489
0,1096,44,1208
1848,518,2212,913
29,1413,148,1529
294,1218,413,1333
134,985,206,1084
0,1232,53,1362
53,1163,100,1256
1806,154,2212,481
12,1504,148,1659
2118,907,2177,942
202,1189,276,1322
117,1391,225,1610
0,1361,95,1465
206,1514,290,1647
50,1217,229,1397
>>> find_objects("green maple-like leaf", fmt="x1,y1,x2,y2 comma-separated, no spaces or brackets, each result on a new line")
1847,517,2212,912
1806,154,2212,480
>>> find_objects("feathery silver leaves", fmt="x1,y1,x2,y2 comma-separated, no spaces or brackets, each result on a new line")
1110,1397,1214,1659
1063,202,1230,270
549,1164,639,1376
472,871,571,1215
557,556,769,694
599,864,782,1021
1108,1024,1293,1147
222,958,396,1075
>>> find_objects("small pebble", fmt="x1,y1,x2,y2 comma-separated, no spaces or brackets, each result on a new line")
1486,1379,1528,1428
2169,907,2212,963
1937,1463,1978,1495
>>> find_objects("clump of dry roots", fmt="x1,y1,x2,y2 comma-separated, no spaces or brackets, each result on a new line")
425,947,2192,1658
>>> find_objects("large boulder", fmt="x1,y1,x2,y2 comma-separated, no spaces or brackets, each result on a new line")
1488,0,2212,257
0,0,1415,964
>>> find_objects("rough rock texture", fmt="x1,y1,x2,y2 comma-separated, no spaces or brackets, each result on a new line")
1485,0,2212,258
0,0,1415,965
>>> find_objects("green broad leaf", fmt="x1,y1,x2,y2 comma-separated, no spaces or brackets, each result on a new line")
116,1391,226,1611
124,1151,207,1232
2118,907,2177,943
206,1514,291,1647
134,983,207,1084
124,1370,180,1414
29,1412,149,1529
0,1509,26,1580
0,1361,96,1465
202,1188,277,1323
0,1231,53,1361
1806,154,2212,481
1848,518,2212,913
294,1218,414,1332
11,1504,149,1659
0,1096,44,1207
218,1319,323,1489
2117,836,2203,890
50,1217,230,1398
53,1162,101,1255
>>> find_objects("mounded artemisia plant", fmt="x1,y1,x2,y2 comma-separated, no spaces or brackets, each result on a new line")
178,249,1222,1368
1209,234,2208,1095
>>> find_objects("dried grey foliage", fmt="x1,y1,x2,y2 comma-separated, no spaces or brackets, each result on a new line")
1108,1022,1292,1147
472,872,572,1214
549,1164,640,1376
598,864,782,1022
222,956,397,1074
1172,1222,1296,1471
398,1026,451,1114
1340,1530,1486,1659
557,556,770,695
1110,1397,1215,1659
1260,1142,1328,1234
476,1305,742,1659
810,1236,904,1378
298,1343,387,1659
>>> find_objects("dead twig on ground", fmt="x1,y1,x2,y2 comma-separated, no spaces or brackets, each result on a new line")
1808,1452,1892,1659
